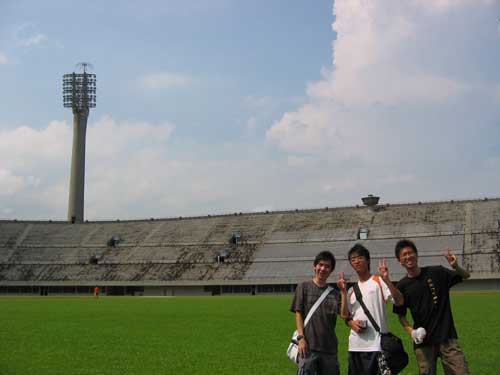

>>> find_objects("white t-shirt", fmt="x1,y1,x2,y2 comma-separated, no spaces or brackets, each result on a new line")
347,275,394,352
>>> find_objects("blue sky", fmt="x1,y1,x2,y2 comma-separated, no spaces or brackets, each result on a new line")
0,0,499,220
0,1,332,136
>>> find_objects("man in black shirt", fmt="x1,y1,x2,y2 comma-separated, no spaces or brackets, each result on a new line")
290,251,347,375
393,239,470,375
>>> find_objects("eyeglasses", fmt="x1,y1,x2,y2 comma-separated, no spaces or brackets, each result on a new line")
400,252,415,259
427,277,438,306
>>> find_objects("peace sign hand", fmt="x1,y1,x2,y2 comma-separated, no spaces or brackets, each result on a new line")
337,272,347,292
378,258,389,280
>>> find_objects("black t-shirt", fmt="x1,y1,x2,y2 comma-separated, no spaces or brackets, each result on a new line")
290,281,340,354
393,266,463,345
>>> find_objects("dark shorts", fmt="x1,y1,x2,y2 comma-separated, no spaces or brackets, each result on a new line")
297,350,340,375
348,351,381,375
414,339,469,375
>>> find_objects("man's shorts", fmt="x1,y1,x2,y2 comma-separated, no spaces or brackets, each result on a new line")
348,351,381,375
298,350,339,375
414,338,469,375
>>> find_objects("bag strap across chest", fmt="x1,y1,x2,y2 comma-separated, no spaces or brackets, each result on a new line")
303,285,334,327
353,283,381,333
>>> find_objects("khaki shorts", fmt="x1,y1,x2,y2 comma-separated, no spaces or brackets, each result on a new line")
414,339,469,375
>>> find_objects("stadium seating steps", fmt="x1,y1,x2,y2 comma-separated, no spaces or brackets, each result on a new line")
0,198,499,283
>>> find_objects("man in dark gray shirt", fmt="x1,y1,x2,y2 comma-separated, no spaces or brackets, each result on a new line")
290,251,347,375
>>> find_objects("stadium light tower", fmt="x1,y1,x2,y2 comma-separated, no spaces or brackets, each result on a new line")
63,63,96,223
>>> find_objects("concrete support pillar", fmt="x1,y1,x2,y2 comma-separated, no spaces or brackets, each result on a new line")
463,202,473,271
67,109,88,223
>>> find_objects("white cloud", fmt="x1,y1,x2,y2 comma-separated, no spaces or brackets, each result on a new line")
267,103,378,162
305,0,477,108
0,169,25,195
2,114,349,220
16,33,49,48
1,111,498,220
422,0,495,12
266,0,499,205
87,116,175,162
287,155,317,168
267,0,499,161
2,1,499,221
1,116,310,220
14,23,49,48
0,117,176,219
0,52,8,65
0,121,71,171
307,70,470,106
137,72,193,90
0,122,70,218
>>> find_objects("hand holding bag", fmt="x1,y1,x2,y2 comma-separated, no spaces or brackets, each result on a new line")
287,286,333,364
286,330,301,363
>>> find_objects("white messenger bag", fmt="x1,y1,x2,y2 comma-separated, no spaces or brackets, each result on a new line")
287,286,333,364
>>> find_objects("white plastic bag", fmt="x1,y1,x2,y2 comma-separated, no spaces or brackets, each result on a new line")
286,330,300,364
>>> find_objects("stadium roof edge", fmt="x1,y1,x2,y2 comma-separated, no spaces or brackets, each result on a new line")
0,196,499,224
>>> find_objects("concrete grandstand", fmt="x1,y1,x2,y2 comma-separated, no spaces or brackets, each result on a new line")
1,197,499,296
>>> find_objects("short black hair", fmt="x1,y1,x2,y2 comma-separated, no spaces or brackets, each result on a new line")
348,243,371,263
395,239,418,259
314,251,336,269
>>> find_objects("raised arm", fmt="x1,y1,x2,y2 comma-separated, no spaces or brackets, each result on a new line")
337,272,349,319
444,248,470,280
378,258,404,305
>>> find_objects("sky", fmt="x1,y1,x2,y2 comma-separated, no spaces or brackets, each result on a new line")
0,0,499,221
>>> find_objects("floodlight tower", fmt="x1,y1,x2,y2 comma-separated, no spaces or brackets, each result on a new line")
63,63,96,223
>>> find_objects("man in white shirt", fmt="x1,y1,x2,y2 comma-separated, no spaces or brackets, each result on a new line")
343,244,404,375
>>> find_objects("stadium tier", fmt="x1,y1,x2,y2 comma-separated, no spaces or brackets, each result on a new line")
0,198,499,295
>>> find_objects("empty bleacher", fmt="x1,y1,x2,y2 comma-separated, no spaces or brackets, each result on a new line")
0,197,499,294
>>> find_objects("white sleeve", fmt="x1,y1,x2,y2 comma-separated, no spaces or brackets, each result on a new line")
380,278,394,304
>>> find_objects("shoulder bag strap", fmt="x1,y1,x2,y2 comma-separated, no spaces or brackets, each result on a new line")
352,283,381,333
303,286,333,327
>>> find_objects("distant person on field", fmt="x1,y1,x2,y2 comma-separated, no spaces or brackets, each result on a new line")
393,239,470,375
94,286,100,298
290,251,347,375
342,244,404,375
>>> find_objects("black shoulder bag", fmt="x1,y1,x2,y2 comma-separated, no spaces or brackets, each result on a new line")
353,283,409,375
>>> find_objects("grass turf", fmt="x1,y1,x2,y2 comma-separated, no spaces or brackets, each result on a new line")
0,293,498,375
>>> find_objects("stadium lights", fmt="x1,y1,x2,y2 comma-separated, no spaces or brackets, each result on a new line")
62,63,97,111
63,62,97,223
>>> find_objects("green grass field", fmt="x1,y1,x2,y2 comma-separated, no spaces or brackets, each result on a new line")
0,293,498,375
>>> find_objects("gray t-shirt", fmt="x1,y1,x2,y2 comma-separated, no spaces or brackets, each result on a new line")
290,281,340,354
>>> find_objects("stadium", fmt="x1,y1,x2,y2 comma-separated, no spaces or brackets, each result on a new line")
2,3,499,375
1,8,498,300
1,195,499,296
